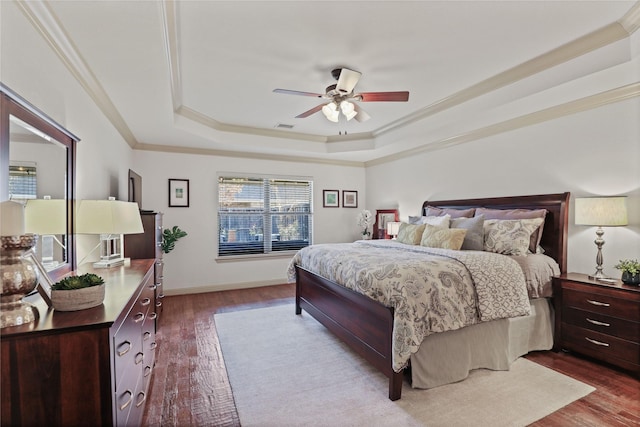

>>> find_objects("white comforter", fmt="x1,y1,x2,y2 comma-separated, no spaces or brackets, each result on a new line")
287,240,531,371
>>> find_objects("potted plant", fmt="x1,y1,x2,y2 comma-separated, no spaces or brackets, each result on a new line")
614,259,640,285
161,226,188,254
356,209,375,240
51,273,105,311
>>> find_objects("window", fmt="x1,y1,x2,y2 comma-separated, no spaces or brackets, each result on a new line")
9,164,37,200
218,175,313,257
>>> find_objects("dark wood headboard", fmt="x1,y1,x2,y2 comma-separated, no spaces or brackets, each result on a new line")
422,193,570,273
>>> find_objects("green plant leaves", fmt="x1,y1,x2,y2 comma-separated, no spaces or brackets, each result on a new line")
162,226,188,254
52,273,104,290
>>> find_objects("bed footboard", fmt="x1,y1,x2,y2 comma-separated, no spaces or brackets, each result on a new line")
295,265,403,401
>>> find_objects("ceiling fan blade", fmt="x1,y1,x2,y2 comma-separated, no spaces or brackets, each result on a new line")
335,68,362,94
353,104,371,122
273,89,324,98
357,91,409,102
295,103,325,118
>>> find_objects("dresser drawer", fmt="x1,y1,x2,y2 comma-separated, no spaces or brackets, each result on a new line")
563,288,639,322
564,307,640,342
113,311,144,392
562,324,640,365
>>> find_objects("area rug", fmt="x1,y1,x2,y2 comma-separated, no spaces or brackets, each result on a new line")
215,305,594,427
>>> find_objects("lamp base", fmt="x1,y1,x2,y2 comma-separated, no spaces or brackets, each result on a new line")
93,258,125,268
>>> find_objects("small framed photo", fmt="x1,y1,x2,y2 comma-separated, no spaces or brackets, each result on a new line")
323,190,339,208
169,179,190,207
26,252,53,307
342,190,358,208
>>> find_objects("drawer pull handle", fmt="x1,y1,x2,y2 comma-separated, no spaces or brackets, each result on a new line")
134,312,145,323
141,298,151,306
119,390,133,411
150,342,158,350
135,391,147,408
148,312,158,320
586,299,610,307
135,352,144,365
144,365,153,377
159,294,165,299
585,337,610,347
156,301,163,308
586,318,610,327
117,341,132,357
144,331,151,341
151,284,158,290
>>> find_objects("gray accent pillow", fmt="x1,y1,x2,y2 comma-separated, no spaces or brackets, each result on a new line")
424,206,476,218
450,215,485,251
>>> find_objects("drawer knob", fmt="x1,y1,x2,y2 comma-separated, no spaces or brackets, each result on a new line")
144,365,153,377
119,390,133,411
586,318,610,327
144,331,151,341
585,337,610,347
141,298,151,306
135,352,144,365
586,299,610,307
148,312,158,320
150,342,158,350
117,341,132,357
134,312,145,323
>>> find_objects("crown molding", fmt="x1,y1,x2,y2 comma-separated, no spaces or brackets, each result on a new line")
366,82,640,167
619,2,640,34
161,0,182,110
17,0,138,148
134,142,365,167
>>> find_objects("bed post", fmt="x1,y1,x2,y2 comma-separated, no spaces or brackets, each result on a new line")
389,371,403,401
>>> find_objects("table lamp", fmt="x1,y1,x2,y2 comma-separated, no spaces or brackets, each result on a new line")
387,222,401,240
76,198,144,268
25,197,67,270
575,196,628,280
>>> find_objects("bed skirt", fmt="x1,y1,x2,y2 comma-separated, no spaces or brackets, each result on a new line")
410,298,553,389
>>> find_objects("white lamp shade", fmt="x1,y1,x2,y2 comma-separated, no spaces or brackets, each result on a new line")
575,197,628,226
387,221,401,236
76,199,144,235
25,199,67,235
0,201,25,236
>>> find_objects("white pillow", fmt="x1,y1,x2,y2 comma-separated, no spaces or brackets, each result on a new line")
408,214,451,228
483,218,544,256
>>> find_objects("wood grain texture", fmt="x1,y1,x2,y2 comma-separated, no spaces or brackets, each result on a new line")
142,284,640,426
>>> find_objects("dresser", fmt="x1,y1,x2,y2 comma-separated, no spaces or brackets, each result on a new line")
125,212,164,323
0,260,157,426
553,272,640,376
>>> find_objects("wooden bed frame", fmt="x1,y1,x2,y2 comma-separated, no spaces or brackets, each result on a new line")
295,192,570,401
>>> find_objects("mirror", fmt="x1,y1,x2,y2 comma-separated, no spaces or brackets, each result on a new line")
1,84,78,281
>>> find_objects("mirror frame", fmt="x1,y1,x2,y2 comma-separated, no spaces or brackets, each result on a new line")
1,83,79,281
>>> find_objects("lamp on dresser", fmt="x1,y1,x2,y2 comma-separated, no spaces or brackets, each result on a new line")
386,222,401,240
574,196,628,280
76,197,144,268
25,196,67,270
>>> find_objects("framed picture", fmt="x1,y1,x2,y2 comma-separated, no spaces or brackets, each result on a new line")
169,179,190,207
374,209,399,239
26,251,53,307
323,190,339,207
342,190,358,208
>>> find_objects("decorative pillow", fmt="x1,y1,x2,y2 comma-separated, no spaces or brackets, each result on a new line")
475,208,547,253
450,215,485,251
483,218,544,256
396,223,426,245
407,214,451,228
420,224,467,250
424,206,476,219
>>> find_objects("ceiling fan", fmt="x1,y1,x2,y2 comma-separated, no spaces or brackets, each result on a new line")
273,68,409,123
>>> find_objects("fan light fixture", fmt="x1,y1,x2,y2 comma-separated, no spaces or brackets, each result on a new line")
322,100,357,122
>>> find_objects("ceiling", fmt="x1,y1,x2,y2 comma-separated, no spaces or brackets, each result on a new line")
12,1,640,164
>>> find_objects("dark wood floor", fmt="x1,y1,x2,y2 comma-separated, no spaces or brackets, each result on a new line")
142,284,640,427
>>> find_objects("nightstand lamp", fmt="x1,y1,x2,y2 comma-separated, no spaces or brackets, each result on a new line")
387,222,401,240
575,196,628,280
77,198,144,268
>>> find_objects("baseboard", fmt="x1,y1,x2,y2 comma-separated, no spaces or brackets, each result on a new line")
163,278,289,296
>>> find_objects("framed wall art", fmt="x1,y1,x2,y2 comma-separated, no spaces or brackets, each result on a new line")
374,209,399,239
169,179,190,207
342,190,358,208
323,190,339,207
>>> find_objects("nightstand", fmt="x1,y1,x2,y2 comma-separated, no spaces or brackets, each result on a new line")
553,273,640,376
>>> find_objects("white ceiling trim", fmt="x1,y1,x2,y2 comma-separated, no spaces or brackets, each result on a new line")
366,82,640,167
17,0,138,148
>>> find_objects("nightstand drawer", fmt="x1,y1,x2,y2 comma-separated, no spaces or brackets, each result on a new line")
564,288,639,322
562,324,640,365
564,307,640,342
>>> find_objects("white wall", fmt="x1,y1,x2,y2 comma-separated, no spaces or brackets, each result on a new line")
132,150,366,293
366,97,640,278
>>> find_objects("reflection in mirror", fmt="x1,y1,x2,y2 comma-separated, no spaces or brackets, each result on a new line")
9,116,68,270
1,83,79,281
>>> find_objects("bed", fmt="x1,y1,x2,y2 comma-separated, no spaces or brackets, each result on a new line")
288,193,569,401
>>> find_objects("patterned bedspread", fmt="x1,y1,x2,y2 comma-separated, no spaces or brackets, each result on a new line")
287,240,531,371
